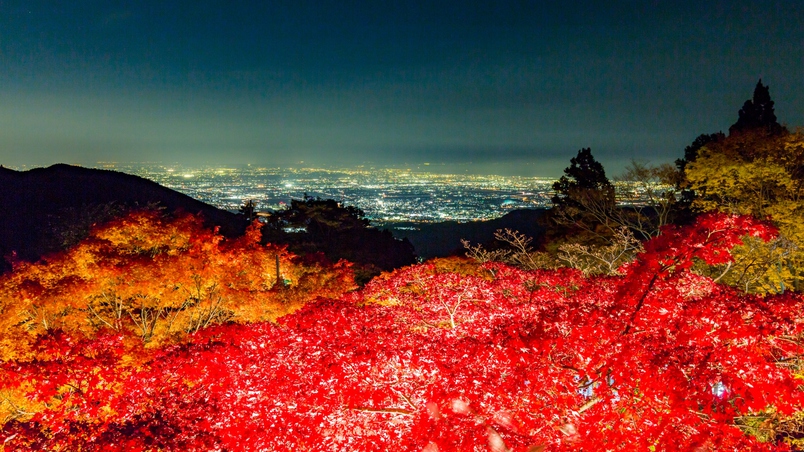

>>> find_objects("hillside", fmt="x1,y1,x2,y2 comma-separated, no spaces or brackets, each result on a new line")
0,164,246,270
384,208,548,260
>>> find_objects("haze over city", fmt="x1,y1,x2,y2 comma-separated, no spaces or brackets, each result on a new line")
2,1,803,176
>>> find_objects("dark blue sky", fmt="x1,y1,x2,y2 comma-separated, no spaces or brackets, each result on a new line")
2,1,802,176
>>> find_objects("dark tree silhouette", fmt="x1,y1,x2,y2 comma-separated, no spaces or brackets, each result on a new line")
729,79,784,136
551,148,614,208
676,132,726,173
262,196,416,284
673,132,727,220
545,148,619,246
676,81,788,222
239,200,257,222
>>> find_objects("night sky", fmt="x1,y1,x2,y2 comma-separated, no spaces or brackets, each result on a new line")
2,1,802,176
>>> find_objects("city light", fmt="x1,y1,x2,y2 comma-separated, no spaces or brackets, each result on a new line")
89,164,667,224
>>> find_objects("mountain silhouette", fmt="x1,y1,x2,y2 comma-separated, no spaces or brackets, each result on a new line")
385,208,547,260
0,164,246,271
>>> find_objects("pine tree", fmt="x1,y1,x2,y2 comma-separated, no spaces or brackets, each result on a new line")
551,148,614,208
729,79,784,135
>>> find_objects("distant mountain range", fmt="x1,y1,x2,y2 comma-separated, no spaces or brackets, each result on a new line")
0,164,246,271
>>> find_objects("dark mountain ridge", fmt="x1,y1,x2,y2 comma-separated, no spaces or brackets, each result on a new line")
0,164,246,270
383,208,547,260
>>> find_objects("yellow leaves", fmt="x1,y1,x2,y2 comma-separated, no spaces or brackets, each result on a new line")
704,236,795,295
0,210,360,428
91,210,195,256
0,383,46,425
429,256,491,278
362,295,402,307
259,259,358,320
685,131,804,293
687,152,796,217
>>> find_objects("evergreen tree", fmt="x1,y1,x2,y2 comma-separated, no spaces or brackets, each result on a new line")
262,196,416,284
546,148,618,246
551,148,614,208
729,79,784,135
673,132,726,220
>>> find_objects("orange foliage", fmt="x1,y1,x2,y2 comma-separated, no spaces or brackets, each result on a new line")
0,210,356,354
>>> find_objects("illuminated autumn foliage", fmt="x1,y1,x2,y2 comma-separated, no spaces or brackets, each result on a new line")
1,212,803,450
0,210,355,355
685,130,804,293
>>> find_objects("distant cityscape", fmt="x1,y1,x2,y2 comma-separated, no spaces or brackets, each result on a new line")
114,164,558,223
11,163,667,224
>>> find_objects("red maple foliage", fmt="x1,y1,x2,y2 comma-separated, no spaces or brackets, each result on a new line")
1,213,802,450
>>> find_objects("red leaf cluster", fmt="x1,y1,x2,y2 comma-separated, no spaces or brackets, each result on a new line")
1,213,802,450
